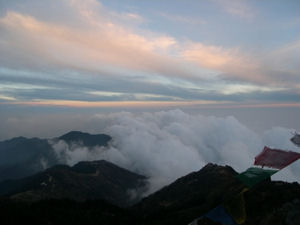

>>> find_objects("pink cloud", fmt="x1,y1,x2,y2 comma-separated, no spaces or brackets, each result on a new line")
181,42,267,83
4,99,224,108
0,7,196,80
0,0,298,91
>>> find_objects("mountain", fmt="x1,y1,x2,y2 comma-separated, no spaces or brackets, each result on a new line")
133,163,300,225
0,162,299,225
58,131,111,147
0,198,135,225
0,131,112,181
0,160,147,207
0,137,56,181
133,163,244,224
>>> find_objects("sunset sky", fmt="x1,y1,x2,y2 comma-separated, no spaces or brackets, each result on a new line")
0,0,300,138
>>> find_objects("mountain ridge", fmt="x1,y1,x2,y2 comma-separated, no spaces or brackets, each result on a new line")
0,132,299,224
0,161,299,225
0,160,147,207
58,131,111,147
0,131,112,181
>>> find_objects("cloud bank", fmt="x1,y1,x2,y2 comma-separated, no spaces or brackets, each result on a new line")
48,110,300,193
1,0,300,107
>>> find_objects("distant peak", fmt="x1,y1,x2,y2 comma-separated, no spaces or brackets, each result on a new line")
59,131,90,138
58,131,112,147
202,163,217,168
7,136,28,142
46,164,71,171
14,136,27,140
73,160,109,167
199,163,237,176
201,163,223,170
72,159,125,171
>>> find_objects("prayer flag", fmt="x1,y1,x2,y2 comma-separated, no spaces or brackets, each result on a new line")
236,167,277,188
204,205,237,225
223,188,248,224
254,146,300,169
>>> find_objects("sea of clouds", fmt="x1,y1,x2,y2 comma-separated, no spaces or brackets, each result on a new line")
49,109,300,193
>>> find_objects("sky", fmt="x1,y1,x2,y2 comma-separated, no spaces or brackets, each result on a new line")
0,0,299,111
0,0,299,184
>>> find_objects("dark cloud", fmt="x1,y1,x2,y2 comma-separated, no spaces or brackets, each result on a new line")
2,67,300,104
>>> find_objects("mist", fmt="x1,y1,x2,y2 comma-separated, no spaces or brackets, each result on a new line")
46,109,300,193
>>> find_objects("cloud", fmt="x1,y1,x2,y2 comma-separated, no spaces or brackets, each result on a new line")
112,12,145,25
0,1,200,81
46,110,300,194
181,42,268,84
181,39,300,89
159,12,206,25
0,94,16,101
50,139,108,166
264,40,300,82
0,0,299,105
1,108,299,192
213,0,255,20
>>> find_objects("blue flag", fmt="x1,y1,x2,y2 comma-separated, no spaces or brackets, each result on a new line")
204,205,237,225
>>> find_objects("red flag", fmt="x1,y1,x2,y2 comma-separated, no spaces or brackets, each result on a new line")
254,146,300,169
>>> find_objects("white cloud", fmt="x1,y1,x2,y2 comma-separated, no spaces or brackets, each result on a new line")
0,94,16,101
50,139,108,165
220,84,286,95
159,12,206,25
213,0,255,20
48,110,300,194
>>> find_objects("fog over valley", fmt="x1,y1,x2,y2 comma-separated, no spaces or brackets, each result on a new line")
1,110,299,194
